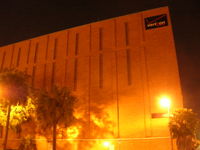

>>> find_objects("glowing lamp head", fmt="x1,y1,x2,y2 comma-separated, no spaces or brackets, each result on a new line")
103,141,110,147
159,96,171,108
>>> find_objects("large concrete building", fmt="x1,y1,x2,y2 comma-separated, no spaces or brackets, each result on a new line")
0,6,182,150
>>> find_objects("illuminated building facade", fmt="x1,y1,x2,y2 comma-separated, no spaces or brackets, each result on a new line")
0,6,182,150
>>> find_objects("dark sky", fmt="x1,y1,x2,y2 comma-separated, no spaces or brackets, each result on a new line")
0,0,200,114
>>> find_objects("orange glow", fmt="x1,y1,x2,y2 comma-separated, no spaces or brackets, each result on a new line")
74,109,84,120
91,114,104,128
103,141,110,147
66,126,81,139
102,141,115,150
0,88,2,97
159,95,171,108
0,86,5,102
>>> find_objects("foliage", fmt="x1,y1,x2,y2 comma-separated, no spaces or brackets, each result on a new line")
35,86,76,129
0,68,30,150
0,104,7,125
18,135,37,150
34,86,77,150
169,108,200,150
0,98,35,132
0,68,30,105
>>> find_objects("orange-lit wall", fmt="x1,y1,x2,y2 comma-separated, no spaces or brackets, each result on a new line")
0,6,182,150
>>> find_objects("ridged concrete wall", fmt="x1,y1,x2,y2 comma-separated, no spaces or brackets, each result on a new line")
0,6,182,150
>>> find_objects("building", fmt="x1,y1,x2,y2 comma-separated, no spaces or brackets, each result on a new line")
0,6,182,150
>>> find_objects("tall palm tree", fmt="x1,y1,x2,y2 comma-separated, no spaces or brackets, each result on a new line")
35,86,76,150
0,69,30,150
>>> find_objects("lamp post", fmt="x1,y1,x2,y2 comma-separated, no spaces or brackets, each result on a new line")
102,141,115,150
159,96,171,116
159,95,173,150
103,141,110,150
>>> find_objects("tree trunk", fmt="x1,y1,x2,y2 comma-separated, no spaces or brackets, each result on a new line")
3,104,11,150
177,136,194,150
53,123,57,150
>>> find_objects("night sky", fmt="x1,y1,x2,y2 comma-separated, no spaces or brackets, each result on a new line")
0,0,200,114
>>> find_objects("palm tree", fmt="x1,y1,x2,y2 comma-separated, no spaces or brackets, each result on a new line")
0,69,30,150
34,86,76,150
0,100,34,136
169,108,200,150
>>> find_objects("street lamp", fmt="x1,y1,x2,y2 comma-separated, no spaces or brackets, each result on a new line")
159,95,171,117
103,141,110,147
159,95,173,150
102,141,110,150
102,141,115,150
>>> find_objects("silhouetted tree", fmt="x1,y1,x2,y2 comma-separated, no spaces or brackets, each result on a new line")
0,98,35,137
169,108,200,150
35,86,76,150
18,135,37,150
0,69,29,150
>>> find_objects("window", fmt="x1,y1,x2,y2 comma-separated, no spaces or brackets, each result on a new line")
75,33,79,55
99,28,103,50
34,43,39,63
99,54,103,88
1,51,6,70
53,39,58,60
73,59,78,90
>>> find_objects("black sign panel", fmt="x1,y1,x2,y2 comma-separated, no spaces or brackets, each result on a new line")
145,14,168,30
151,113,168,118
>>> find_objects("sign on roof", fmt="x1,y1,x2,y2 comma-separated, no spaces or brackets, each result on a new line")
145,14,168,30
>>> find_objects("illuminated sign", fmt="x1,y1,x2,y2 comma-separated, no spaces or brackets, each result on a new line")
145,14,168,30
